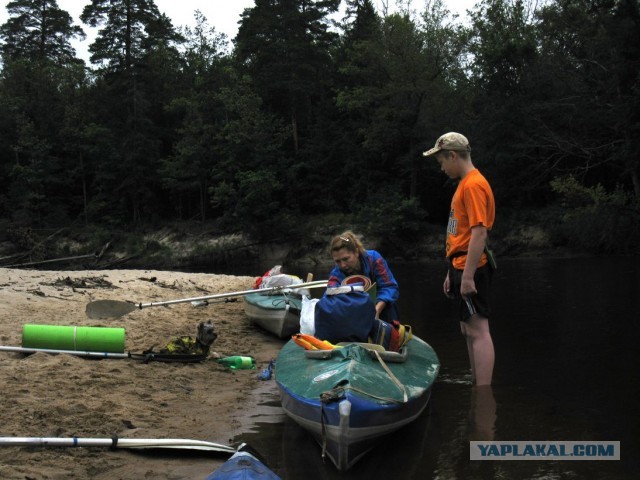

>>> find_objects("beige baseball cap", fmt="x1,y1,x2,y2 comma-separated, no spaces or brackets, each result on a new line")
423,132,471,157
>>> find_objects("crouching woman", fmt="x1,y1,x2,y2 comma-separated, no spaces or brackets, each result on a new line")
327,231,400,322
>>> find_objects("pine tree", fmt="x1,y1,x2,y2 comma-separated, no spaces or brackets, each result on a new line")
0,0,88,226
235,0,340,155
80,0,183,223
80,0,179,71
0,0,85,63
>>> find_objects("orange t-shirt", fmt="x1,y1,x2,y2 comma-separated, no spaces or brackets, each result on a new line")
446,169,495,270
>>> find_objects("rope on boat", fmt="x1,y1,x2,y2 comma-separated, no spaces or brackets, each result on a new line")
316,346,409,461
319,380,349,462
270,297,291,308
319,351,408,405
372,349,408,403
321,383,405,406
319,402,330,463
266,289,300,309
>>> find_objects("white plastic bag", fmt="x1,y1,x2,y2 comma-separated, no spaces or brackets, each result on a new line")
261,273,302,289
300,296,319,335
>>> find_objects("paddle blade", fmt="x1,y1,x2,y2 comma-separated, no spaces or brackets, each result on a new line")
86,300,137,319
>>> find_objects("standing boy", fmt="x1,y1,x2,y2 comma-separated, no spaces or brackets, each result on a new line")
424,132,495,386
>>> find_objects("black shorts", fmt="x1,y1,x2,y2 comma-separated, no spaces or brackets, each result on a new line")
448,264,492,322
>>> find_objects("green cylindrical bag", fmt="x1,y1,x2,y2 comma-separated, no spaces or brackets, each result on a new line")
22,325,126,353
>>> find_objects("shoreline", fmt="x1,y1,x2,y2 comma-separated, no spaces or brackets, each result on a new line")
0,267,284,479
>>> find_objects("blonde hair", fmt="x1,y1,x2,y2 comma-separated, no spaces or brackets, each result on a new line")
329,231,366,256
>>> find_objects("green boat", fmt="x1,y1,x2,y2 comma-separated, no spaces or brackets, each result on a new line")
275,335,440,471
243,292,302,338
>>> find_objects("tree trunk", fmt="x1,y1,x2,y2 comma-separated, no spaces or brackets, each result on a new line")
80,152,88,225
200,179,207,222
291,110,299,155
631,169,640,199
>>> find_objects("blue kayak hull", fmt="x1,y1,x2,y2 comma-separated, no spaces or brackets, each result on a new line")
205,450,281,480
275,336,440,471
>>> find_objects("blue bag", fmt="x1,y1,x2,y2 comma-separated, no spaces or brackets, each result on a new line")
314,286,375,343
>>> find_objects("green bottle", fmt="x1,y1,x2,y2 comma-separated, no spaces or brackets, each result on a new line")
216,355,256,370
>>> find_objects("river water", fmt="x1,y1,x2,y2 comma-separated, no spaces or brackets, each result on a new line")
228,256,639,479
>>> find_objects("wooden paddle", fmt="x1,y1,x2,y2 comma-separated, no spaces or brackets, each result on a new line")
85,280,328,319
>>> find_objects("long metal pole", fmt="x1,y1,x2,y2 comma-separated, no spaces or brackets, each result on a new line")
0,345,132,359
0,436,236,453
135,280,328,309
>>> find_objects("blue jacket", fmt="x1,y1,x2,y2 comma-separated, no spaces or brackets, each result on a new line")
327,250,400,319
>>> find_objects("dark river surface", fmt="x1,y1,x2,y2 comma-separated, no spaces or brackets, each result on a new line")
226,256,639,479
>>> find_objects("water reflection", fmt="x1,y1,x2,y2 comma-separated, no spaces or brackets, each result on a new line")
230,257,639,479
469,386,496,442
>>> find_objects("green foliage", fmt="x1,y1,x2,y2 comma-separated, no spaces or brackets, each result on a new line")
356,192,427,243
336,0,466,205
468,0,537,93
0,0,639,257
80,0,180,70
550,175,640,253
210,167,295,240
0,0,85,63
551,175,627,208
235,0,340,155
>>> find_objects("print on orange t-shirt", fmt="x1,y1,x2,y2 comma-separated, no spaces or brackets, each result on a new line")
446,169,495,270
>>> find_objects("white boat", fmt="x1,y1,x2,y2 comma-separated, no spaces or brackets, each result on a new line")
243,292,302,338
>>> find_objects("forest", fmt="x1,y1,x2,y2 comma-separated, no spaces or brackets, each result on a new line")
0,0,639,263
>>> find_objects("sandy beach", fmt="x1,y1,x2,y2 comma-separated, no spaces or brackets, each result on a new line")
0,267,285,479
